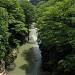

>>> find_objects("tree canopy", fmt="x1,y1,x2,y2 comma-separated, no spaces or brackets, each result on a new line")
37,0,75,74
0,0,36,68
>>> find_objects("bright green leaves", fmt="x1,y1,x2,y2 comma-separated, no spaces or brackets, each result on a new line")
58,60,71,72
14,21,28,33
37,0,75,74
8,20,28,46
37,0,75,47
0,0,36,62
0,0,25,22
0,7,10,60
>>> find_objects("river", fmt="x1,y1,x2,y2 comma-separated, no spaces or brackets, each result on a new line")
7,23,42,75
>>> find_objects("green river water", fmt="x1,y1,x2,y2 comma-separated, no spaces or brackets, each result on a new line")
7,24,41,75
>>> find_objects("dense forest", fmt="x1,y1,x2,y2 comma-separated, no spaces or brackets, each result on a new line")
1,0,75,75
36,0,75,75
0,0,36,70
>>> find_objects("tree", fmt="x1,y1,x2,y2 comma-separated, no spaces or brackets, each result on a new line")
0,0,29,47
20,1,36,24
37,0,75,74
0,0,36,69
0,7,10,60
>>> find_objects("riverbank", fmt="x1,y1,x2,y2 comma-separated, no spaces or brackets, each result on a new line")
7,23,41,75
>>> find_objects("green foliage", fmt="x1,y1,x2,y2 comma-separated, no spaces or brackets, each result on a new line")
36,1,45,7
37,0,75,74
0,0,25,22
20,1,36,24
58,54,75,73
9,20,28,47
0,0,36,67
0,7,10,60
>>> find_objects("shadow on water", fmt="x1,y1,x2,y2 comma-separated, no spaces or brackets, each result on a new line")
19,47,35,75
19,47,41,75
